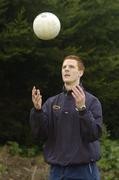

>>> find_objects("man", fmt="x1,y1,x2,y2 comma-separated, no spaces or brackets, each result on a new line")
30,55,103,180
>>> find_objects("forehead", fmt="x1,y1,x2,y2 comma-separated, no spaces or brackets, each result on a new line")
62,59,78,67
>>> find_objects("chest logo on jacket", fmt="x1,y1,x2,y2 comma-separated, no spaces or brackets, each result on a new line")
53,105,61,110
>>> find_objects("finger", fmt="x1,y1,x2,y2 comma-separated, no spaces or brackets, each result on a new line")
37,89,40,95
32,86,36,95
32,86,36,91
72,92,77,100
72,86,82,98
32,94,41,106
36,95,42,104
35,95,42,108
76,85,84,95
72,86,85,99
35,92,42,102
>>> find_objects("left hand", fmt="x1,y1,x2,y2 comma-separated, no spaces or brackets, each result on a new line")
71,85,86,109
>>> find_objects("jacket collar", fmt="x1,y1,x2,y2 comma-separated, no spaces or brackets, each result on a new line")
62,83,84,95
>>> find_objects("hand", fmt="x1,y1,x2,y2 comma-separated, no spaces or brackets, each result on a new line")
71,85,85,109
32,86,42,110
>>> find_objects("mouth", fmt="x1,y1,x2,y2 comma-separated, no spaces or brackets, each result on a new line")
64,74,70,77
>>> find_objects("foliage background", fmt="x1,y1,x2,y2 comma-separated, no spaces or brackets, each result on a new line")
0,0,119,179
0,0,119,143
0,0,119,157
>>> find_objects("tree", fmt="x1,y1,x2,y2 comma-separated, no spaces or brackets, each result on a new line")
57,0,119,138
0,0,119,145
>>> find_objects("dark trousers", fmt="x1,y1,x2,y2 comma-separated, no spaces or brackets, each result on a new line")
49,163,100,180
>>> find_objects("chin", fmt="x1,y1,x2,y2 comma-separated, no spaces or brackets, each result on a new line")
63,80,72,84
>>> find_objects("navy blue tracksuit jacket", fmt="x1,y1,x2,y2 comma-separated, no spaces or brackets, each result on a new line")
30,89,103,166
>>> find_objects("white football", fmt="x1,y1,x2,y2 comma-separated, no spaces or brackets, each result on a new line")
33,12,61,40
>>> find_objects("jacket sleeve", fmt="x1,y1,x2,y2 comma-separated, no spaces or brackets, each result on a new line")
79,97,103,142
29,102,49,142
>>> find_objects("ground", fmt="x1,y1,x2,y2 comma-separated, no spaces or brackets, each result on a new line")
0,145,49,180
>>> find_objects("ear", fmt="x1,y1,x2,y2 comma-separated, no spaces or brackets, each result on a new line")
79,70,84,77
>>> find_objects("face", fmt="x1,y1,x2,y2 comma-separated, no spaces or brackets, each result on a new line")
62,59,83,85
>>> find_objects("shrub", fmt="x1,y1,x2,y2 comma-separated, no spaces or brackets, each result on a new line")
7,141,22,156
98,128,119,180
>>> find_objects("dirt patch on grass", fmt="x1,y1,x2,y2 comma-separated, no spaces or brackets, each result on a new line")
0,145,49,180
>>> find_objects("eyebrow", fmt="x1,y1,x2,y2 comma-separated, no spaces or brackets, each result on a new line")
62,64,75,68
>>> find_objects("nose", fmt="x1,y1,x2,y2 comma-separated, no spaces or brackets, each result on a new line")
65,66,69,71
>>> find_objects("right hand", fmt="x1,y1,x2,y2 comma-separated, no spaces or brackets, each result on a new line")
32,86,42,110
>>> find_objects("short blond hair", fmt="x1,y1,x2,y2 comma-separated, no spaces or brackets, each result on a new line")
63,55,85,71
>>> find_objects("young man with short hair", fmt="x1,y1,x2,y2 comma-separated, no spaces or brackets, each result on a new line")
30,55,103,180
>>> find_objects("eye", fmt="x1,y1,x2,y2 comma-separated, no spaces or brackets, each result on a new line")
62,65,66,69
69,65,75,68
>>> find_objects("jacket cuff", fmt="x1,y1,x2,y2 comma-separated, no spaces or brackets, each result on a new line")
78,109,87,116
34,107,42,113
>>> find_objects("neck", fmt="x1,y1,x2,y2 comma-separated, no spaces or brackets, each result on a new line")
64,81,80,91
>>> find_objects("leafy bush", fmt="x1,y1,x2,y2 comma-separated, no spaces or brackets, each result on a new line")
98,129,119,180
21,145,41,157
8,141,22,156
7,141,41,157
7,131,119,180
0,163,7,175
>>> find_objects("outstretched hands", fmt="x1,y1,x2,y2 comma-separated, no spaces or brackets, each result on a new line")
32,85,85,110
32,86,42,110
